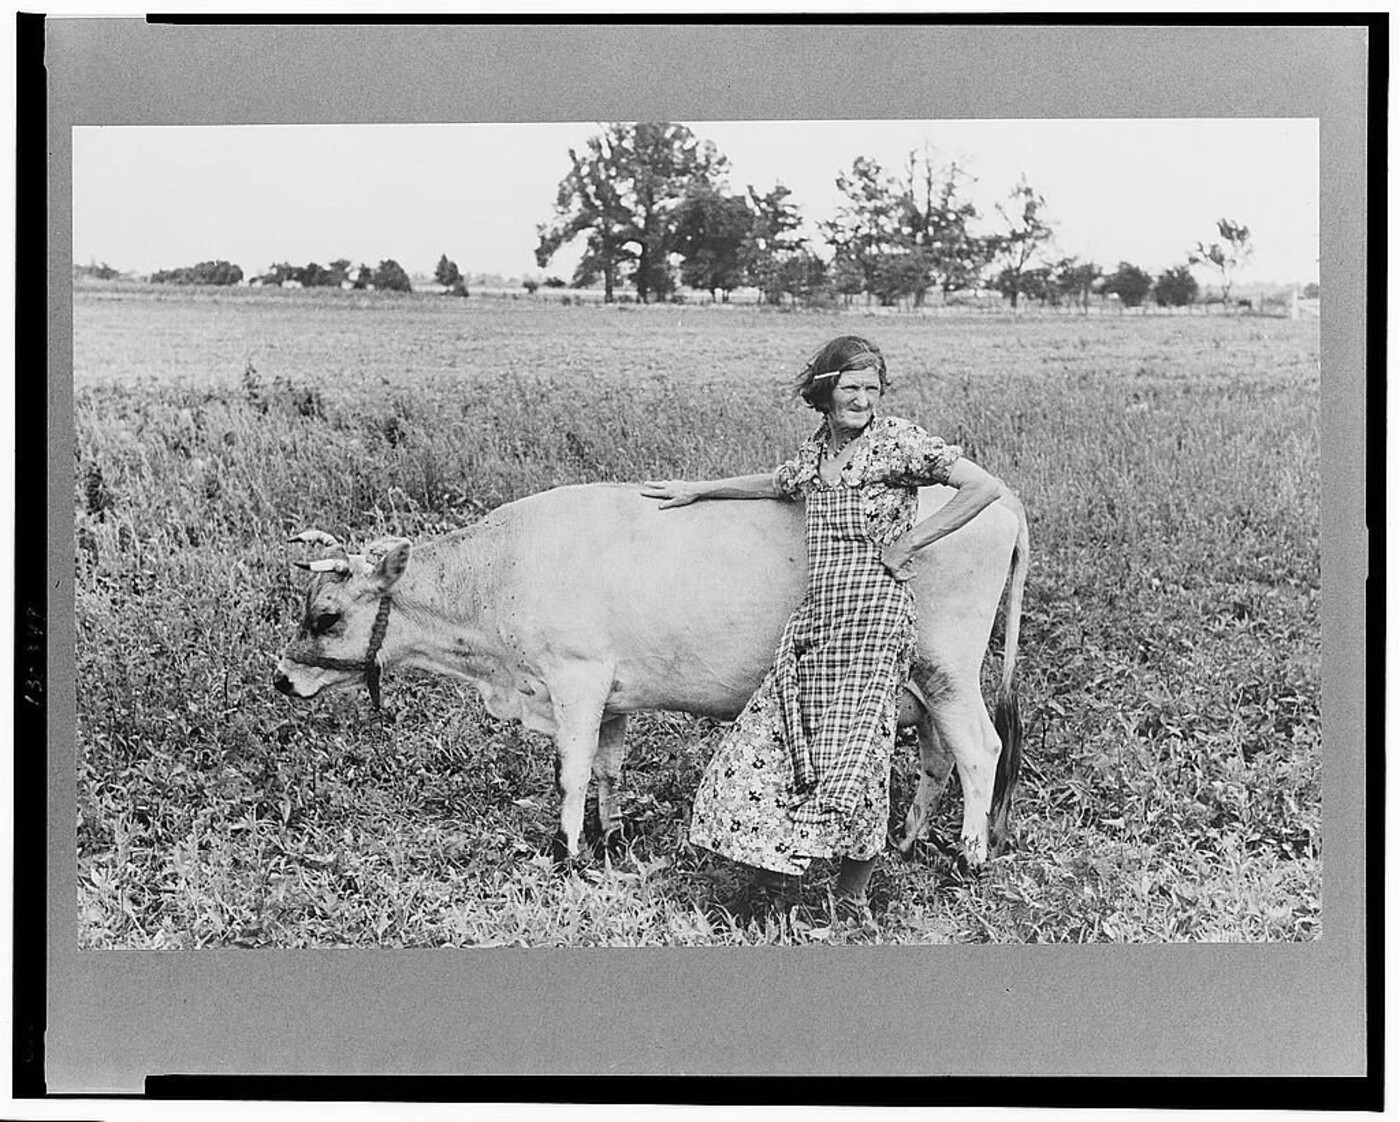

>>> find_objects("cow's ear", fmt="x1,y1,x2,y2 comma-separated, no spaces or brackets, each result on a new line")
364,537,411,592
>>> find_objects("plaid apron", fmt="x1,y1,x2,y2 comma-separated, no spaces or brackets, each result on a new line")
687,478,915,873
690,416,957,873
777,481,916,829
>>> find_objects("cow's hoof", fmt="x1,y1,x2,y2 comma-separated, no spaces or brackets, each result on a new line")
890,829,955,865
888,831,919,861
549,830,579,870
597,823,632,862
950,851,985,882
590,818,635,862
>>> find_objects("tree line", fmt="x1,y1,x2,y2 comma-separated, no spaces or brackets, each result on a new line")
137,255,488,297
129,123,1271,312
138,255,483,296
149,260,244,286
253,259,415,293
536,122,1261,311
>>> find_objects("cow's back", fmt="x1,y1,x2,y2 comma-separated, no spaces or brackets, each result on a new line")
473,483,1017,719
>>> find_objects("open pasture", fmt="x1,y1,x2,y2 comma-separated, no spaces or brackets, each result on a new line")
72,285,1321,945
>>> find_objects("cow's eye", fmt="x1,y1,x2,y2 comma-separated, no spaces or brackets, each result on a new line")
310,611,340,635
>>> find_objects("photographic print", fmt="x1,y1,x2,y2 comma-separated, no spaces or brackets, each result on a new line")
71,115,1322,950
37,20,1370,1091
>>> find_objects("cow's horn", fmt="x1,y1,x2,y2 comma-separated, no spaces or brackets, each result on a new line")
290,557,350,573
307,558,351,574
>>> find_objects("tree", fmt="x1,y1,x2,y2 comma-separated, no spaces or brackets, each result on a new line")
1153,264,1199,309
328,259,353,287
672,187,752,301
628,123,728,303
536,122,730,303
536,125,636,302
351,262,375,290
1188,218,1252,310
256,262,296,286
892,149,940,306
1302,282,1320,299
828,253,866,307
998,264,1053,307
1099,261,1153,308
435,254,462,289
869,249,929,308
774,250,828,307
151,259,243,285
988,176,1053,309
819,149,992,308
744,184,808,305
372,259,412,293
295,262,337,287
896,151,991,305
821,156,904,303
993,264,1048,307
1052,257,1102,313
434,255,467,296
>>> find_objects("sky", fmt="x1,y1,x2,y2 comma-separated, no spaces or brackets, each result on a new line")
72,118,1319,287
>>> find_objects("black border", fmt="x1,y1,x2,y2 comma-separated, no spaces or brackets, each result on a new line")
1363,10,1387,1104
139,1073,1376,1108
14,8,51,1102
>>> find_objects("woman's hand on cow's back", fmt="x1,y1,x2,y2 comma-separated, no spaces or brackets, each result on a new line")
643,474,782,506
641,480,699,508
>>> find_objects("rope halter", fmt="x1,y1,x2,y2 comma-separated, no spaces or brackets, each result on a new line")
286,530,401,710
288,595,393,709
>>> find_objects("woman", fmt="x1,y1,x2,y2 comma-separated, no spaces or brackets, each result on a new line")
642,336,1001,930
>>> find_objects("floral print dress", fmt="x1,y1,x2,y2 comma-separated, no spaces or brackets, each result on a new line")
688,415,963,875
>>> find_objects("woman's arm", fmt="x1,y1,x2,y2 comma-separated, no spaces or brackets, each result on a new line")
641,473,781,508
881,457,1003,581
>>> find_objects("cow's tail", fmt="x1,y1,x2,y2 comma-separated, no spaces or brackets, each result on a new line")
989,488,1029,851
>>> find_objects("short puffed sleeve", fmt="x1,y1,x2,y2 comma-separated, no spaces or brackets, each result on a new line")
773,433,821,500
876,417,963,487
773,449,806,500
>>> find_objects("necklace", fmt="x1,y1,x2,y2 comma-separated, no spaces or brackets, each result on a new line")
825,423,866,460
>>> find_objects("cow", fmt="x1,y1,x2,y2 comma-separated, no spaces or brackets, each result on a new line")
273,481,1028,868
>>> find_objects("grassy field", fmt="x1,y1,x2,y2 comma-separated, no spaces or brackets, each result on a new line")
72,283,1321,946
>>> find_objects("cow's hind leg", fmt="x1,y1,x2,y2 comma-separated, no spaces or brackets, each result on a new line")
930,687,1003,870
592,714,630,859
547,667,613,865
896,700,955,857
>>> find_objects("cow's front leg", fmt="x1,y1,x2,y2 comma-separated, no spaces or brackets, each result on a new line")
592,714,630,858
547,666,613,865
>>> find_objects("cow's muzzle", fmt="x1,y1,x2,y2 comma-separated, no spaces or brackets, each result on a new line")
272,596,393,709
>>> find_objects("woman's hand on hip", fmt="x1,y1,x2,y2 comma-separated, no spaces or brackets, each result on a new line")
641,480,699,509
881,538,918,582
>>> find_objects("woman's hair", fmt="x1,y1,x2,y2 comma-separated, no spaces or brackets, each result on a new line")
794,335,889,412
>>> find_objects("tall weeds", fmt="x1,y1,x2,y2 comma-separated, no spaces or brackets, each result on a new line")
73,293,1321,946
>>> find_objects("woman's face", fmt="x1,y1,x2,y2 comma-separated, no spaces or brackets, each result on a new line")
827,367,883,434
